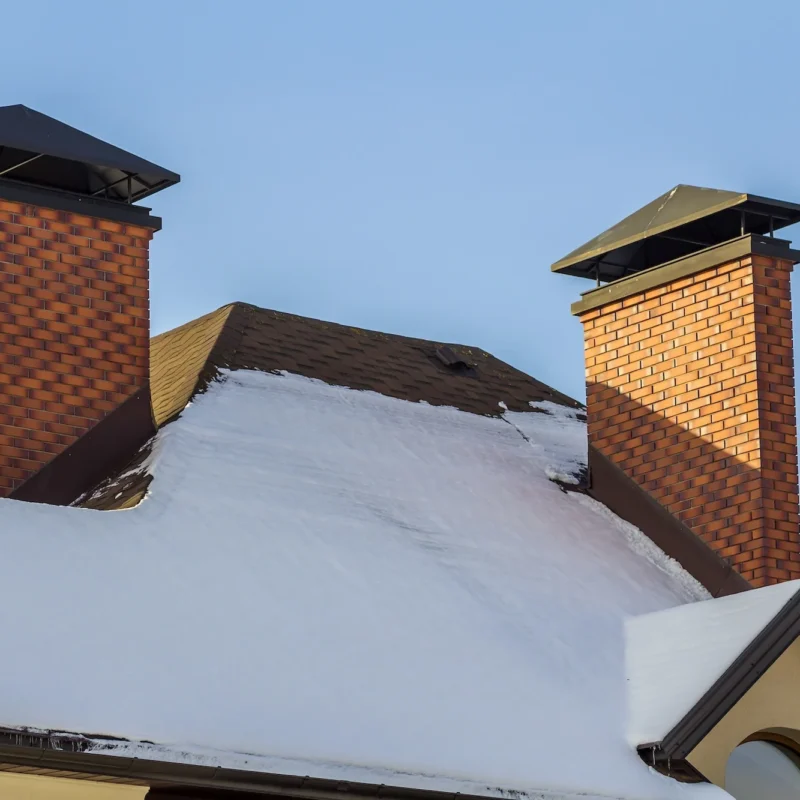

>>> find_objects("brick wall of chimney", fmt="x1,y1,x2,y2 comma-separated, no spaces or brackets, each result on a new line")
0,199,153,495
580,253,800,587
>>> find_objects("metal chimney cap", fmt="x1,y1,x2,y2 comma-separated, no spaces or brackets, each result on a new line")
552,184,800,283
0,104,180,204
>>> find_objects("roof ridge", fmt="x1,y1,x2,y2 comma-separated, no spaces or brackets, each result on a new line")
214,300,488,355
149,301,580,422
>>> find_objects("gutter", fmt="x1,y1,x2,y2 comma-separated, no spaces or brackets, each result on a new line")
0,729,528,800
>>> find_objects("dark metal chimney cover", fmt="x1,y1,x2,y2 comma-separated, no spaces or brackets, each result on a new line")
0,104,180,204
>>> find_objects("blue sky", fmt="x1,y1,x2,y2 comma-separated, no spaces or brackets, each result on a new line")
2,0,799,400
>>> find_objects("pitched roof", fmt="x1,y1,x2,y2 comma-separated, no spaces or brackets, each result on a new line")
150,303,234,427
156,302,580,418
0,367,710,800
84,302,580,510
628,578,800,768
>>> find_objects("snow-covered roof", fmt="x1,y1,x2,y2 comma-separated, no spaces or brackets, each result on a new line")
82,302,582,511
0,369,727,799
626,577,800,747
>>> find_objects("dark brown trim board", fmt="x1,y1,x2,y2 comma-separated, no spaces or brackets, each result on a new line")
638,587,800,779
10,386,157,507
587,446,750,598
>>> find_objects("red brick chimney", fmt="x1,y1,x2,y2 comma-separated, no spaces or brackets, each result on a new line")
0,105,179,499
554,185,800,587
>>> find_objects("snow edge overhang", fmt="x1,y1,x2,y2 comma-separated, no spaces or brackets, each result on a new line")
0,728,575,800
637,587,800,781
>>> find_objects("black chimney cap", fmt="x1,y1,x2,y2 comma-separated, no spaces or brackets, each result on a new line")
0,105,180,204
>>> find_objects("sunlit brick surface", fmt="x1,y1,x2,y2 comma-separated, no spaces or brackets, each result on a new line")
581,255,800,586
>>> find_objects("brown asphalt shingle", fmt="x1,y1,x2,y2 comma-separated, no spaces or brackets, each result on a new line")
150,304,235,427
80,302,580,510
216,303,579,415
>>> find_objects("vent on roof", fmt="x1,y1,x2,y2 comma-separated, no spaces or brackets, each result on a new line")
435,346,476,376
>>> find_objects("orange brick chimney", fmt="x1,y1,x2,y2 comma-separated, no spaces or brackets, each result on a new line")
554,185,800,587
0,105,179,499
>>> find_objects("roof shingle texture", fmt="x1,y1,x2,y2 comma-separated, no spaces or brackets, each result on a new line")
217,303,579,415
81,302,579,510
150,304,234,426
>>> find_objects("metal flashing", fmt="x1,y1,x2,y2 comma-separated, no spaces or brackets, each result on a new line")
587,446,749,598
10,387,156,507
571,234,800,316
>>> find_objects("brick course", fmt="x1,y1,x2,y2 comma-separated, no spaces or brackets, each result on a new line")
0,199,153,495
581,254,800,587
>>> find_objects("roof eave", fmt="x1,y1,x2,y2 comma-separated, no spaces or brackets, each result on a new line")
636,587,800,777
0,730,524,800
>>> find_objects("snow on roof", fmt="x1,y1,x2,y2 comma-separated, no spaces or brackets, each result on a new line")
0,370,725,800
626,577,800,748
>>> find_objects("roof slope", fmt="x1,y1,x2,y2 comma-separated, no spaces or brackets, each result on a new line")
149,304,235,427
83,302,580,510
0,369,716,800
627,579,800,747
158,302,580,416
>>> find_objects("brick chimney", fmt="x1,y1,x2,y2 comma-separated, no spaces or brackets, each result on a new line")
554,185,800,587
0,105,179,499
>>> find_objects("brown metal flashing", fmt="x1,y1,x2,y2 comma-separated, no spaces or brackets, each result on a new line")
587,446,750,598
638,585,800,776
10,387,156,506
571,234,800,316
0,730,509,800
